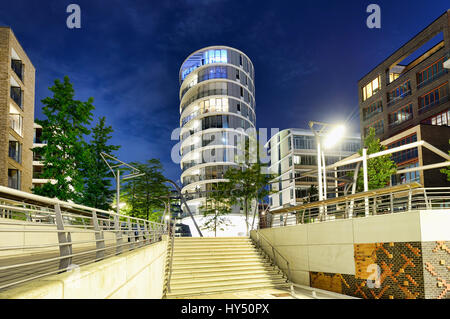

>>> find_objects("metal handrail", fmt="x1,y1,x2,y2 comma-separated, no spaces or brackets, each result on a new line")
267,184,450,227
252,229,292,282
165,220,176,294
0,186,167,291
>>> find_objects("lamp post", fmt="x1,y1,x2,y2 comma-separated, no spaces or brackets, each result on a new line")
100,152,145,254
308,122,346,220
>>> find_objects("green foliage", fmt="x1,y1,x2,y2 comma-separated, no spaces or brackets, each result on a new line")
440,139,450,181
120,159,170,221
199,191,232,237
355,127,397,191
218,162,275,235
79,117,120,210
32,76,94,202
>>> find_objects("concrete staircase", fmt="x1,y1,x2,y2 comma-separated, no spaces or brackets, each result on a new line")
164,237,290,298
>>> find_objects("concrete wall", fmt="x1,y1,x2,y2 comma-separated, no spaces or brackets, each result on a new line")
0,217,121,257
0,238,168,299
251,210,450,298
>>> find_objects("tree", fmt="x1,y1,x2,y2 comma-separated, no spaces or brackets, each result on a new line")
33,76,94,202
121,159,170,221
354,127,397,191
215,130,276,235
221,163,274,235
79,117,120,210
199,188,232,237
440,140,450,181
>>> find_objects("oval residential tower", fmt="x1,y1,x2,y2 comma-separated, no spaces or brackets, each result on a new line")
178,46,256,237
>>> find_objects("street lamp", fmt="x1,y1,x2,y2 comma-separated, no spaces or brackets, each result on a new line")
100,152,145,216
309,121,346,219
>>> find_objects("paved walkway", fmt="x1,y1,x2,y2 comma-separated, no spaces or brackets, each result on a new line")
169,286,356,299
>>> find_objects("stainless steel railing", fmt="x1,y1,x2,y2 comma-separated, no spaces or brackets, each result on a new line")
165,221,177,294
0,186,167,291
252,229,291,283
267,184,450,228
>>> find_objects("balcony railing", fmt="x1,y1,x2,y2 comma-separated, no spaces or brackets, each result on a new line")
10,86,22,108
418,95,449,115
11,59,23,82
387,89,411,107
417,68,448,90
388,114,413,128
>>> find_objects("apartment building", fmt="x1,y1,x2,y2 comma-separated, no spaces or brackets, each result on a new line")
358,10,450,140
382,124,450,187
359,10,450,187
0,27,35,192
266,129,360,215
178,46,256,236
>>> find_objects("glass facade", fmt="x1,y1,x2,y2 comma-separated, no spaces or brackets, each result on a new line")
181,49,227,80
387,134,418,164
418,82,449,114
179,46,256,209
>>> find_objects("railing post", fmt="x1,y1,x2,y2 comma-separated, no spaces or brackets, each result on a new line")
372,195,377,216
408,190,412,211
137,220,144,247
114,215,123,255
54,203,72,271
92,211,105,260
390,193,394,213
151,223,156,243
143,221,150,245
127,217,135,251
423,189,431,210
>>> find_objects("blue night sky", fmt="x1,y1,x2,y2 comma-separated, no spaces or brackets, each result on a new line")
0,0,448,183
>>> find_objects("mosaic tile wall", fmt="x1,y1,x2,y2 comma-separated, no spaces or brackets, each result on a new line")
310,241,449,299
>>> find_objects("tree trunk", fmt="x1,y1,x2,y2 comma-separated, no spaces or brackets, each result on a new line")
244,197,249,236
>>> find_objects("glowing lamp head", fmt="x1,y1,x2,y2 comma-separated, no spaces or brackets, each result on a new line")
323,125,346,149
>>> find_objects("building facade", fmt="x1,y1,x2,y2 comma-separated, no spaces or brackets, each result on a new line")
359,10,450,188
178,46,256,237
266,128,360,226
0,27,35,192
382,124,450,187
358,10,450,141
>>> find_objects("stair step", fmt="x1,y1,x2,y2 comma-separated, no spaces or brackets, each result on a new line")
175,237,251,242
170,273,285,285
173,245,255,250
171,268,281,280
172,257,265,267
171,261,273,270
171,264,276,275
173,253,262,261
166,282,291,298
170,276,288,289
172,249,258,256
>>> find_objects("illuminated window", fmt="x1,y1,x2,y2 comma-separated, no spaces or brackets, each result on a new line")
424,109,450,126
362,75,381,101
364,119,384,136
363,100,383,121
418,82,449,113
389,73,400,83
417,57,444,86
389,104,413,126
388,80,411,105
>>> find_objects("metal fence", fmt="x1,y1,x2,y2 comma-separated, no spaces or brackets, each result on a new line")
0,186,167,291
266,184,450,228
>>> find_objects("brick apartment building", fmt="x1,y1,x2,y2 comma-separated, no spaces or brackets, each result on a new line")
358,10,450,187
0,27,35,192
